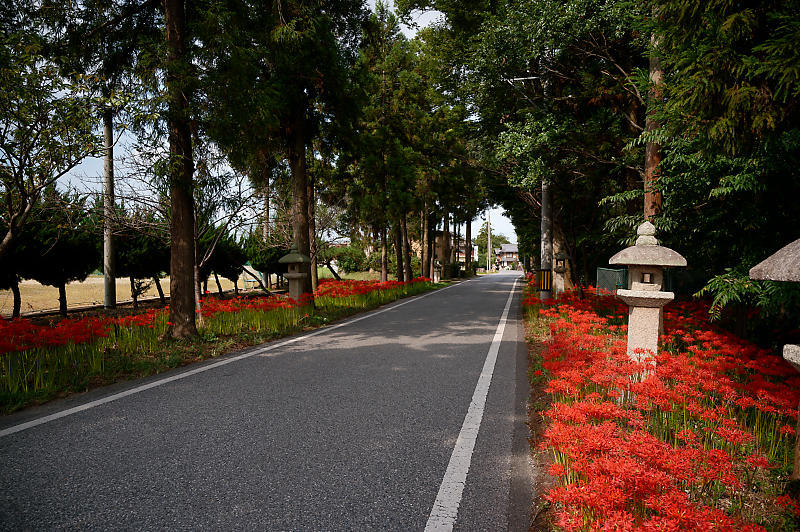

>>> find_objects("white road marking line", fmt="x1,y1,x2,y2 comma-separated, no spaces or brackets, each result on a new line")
0,279,473,439
425,276,519,532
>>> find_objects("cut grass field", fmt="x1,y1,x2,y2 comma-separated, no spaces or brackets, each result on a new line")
0,269,391,317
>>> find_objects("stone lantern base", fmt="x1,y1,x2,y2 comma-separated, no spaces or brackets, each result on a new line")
617,289,674,361
285,271,307,302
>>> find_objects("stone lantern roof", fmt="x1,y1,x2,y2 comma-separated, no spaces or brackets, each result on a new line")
278,244,311,264
749,238,800,282
609,222,687,268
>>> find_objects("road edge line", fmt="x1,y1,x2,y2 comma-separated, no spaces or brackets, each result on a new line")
424,276,519,531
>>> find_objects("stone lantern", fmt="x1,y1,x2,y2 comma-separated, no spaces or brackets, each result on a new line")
278,244,311,302
553,251,567,296
433,260,442,283
749,238,800,480
609,221,687,360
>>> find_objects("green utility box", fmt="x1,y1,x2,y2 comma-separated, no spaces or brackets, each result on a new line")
596,267,627,294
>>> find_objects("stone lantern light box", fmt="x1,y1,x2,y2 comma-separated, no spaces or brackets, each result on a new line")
609,221,686,360
279,244,311,301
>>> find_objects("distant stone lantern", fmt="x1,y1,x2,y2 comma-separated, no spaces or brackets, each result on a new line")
278,244,311,302
553,251,567,295
749,238,800,481
609,221,687,360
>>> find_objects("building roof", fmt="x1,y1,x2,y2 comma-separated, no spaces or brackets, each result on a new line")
496,243,518,253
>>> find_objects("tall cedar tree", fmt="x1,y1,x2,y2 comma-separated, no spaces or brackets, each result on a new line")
164,0,197,338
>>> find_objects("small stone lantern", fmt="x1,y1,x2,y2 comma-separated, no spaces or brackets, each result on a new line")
278,244,311,302
553,251,567,295
609,221,687,360
749,238,800,480
433,260,442,283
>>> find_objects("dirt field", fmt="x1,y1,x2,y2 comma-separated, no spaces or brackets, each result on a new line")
0,269,384,317
0,275,244,318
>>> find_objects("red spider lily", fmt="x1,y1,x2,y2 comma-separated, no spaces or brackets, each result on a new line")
528,277,798,530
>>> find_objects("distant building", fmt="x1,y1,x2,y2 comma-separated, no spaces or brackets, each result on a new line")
494,243,519,269
431,231,477,264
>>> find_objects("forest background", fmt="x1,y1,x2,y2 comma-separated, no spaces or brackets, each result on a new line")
1,0,798,344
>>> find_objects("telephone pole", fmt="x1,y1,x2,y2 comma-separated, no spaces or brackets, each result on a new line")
487,210,492,271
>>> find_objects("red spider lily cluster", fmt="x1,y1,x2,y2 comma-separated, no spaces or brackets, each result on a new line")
525,279,800,530
1,278,435,401
314,277,432,299
0,309,165,356
199,294,297,320
0,277,432,356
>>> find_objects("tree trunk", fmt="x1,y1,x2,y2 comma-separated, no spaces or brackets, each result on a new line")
153,276,166,305
429,215,436,277
380,225,388,283
421,208,430,278
394,221,404,283
325,260,342,281
540,178,553,300
453,223,460,267
263,181,271,289
103,106,116,309
792,401,800,481
644,34,664,221
10,278,21,318
487,210,492,270
286,113,313,297
233,279,239,295
243,266,272,294
214,272,224,297
401,213,412,280
308,175,318,292
130,276,138,310
465,217,472,275
194,230,203,326
58,283,67,317
165,0,197,338
442,211,451,278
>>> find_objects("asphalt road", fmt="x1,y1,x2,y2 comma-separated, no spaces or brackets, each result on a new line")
0,272,532,531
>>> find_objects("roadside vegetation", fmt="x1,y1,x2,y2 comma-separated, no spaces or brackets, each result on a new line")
522,276,800,530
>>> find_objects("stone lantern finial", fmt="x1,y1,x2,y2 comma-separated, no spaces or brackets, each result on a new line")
635,221,658,246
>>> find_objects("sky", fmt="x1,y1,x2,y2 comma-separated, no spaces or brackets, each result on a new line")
68,1,518,245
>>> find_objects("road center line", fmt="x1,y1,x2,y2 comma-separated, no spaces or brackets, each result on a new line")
425,276,519,532
0,279,473,439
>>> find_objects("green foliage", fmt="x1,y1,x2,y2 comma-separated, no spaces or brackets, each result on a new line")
115,218,170,283
643,0,800,155
207,234,247,284
19,191,99,289
635,0,800,315
0,30,101,259
242,233,288,277
330,245,368,274
698,268,800,320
